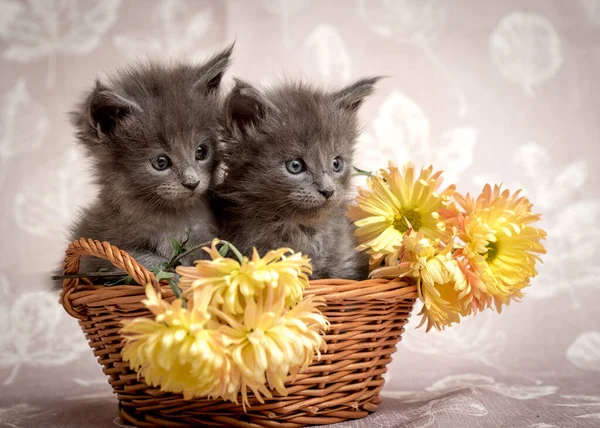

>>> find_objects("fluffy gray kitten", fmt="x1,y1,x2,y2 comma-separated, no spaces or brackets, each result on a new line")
215,77,380,280
68,46,233,275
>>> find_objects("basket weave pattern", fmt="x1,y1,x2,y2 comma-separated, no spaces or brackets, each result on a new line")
60,238,417,428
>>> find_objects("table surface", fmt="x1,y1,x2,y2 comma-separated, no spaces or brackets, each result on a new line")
2,362,598,428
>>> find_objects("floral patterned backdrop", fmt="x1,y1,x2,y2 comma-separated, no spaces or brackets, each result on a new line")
1,1,599,427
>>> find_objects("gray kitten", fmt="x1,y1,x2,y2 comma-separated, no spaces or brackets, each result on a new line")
67,46,233,275
215,77,380,280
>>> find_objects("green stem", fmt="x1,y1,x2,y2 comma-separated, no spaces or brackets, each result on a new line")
52,271,128,280
167,239,245,269
167,240,213,269
227,243,245,264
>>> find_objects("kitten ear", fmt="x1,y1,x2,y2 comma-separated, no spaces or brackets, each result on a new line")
330,76,383,113
88,81,141,136
193,42,234,93
224,78,272,134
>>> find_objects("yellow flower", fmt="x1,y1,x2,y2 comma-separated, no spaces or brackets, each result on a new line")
177,239,312,315
371,233,467,331
454,184,546,311
121,284,237,400
348,162,455,267
454,256,492,314
214,295,328,409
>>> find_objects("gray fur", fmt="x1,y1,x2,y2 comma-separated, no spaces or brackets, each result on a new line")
67,45,233,275
215,77,381,280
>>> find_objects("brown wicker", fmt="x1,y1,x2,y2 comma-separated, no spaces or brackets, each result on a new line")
60,238,418,428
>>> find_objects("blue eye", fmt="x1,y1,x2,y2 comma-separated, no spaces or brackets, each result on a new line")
285,158,305,174
333,156,343,172
151,155,170,171
196,143,209,160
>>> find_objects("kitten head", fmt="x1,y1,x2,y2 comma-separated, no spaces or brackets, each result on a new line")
71,44,233,213
220,77,380,225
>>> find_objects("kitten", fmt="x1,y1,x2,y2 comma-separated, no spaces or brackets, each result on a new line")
214,77,381,280
66,45,233,277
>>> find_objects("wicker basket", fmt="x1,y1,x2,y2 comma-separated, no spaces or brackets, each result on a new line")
60,238,417,427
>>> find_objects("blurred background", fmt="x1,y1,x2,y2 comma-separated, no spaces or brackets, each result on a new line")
1,1,599,427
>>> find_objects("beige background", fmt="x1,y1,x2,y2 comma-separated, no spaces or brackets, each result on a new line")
1,1,599,427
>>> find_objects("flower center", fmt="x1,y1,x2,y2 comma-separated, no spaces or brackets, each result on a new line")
485,241,499,262
393,208,422,233
248,328,265,345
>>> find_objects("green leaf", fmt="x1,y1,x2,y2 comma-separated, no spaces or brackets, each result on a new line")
148,270,186,305
352,166,375,177
219,243,230,257
155,270,175,282
154,269,183,298
167,278,182,298
170,237,181,253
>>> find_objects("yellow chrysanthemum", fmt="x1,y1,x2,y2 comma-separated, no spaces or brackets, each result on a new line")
371,233,468,331
214,296,328,409
177,239,312,315
454,184,546,311
121,285,237,400
453,256,492,314
348,162,455,268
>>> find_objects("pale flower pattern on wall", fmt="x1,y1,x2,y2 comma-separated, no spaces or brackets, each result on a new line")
301,24,351,83
0,285,88,386
489,12,563,96
356,91,476,184
113,0,219,61
474,142,600,304
401,308,507,367
356,0,444,44
0,0,122,87
14,147,91,242
0,1,599,427
581,0,600,26
260,0,311,50
0,78,48,190
567,332,600,372
356,0,467,117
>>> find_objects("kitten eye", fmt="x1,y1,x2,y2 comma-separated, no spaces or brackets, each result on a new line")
151,155,171,171
332,156,344,173
196,143,209,161
285,158,305,174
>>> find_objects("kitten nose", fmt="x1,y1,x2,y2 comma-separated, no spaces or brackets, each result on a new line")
319,189,334,199
183,181,200,190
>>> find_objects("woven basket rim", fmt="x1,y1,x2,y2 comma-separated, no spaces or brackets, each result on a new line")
60,238,418,319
